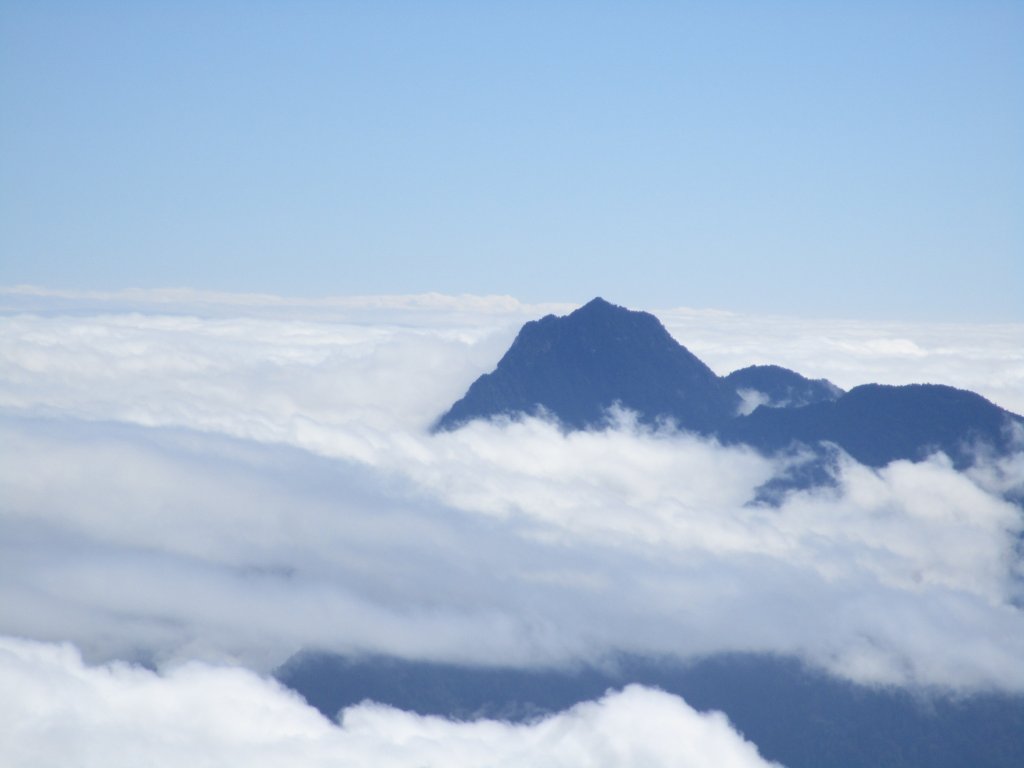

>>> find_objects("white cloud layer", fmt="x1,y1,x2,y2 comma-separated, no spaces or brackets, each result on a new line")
0,636,780,768
1,290,1023,695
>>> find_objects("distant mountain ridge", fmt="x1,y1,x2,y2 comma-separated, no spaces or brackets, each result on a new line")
435,298,1023,473
276,651,1024,768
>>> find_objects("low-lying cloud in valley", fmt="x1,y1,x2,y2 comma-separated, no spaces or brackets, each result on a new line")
1,637,780,768
2,288,1024,763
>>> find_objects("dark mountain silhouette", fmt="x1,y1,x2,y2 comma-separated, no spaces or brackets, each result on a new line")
725,363,844,411
435,297,739,433
436,298,1024,475
276,651,1024,768
723,383,1021,469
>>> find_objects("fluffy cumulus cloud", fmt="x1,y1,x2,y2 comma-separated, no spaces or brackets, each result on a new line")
0,637,779,768
2,288,1024,760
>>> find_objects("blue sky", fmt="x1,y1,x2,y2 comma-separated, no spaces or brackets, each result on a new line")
1,1,1021,319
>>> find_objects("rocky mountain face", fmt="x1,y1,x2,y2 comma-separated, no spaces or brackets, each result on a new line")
435,298,1023,472
436,297,739,433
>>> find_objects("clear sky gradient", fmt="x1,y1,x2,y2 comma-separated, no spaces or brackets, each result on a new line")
1,1,1021,319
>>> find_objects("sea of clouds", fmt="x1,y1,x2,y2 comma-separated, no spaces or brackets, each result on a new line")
2,287,1023,765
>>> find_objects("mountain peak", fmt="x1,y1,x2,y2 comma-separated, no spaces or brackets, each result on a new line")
576,296,617,312
434,299,738,432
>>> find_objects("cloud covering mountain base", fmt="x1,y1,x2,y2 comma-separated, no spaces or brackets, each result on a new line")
0,636,780,768
2,289,1024,764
